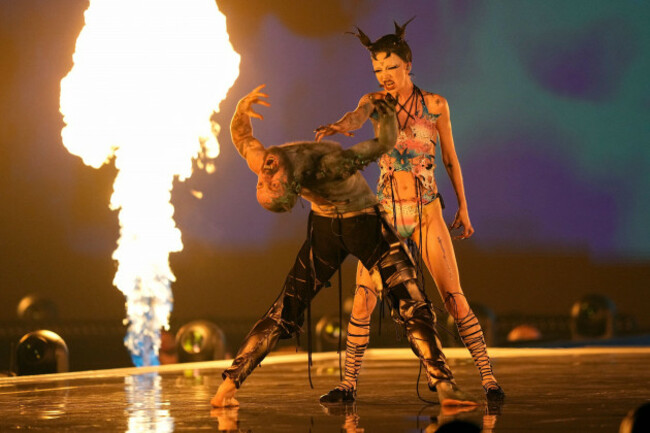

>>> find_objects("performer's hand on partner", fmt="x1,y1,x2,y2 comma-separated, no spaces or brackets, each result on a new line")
373,99,398,148
236,84,270,120
314,123,354,141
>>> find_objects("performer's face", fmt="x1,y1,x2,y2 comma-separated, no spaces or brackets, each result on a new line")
371,52,411,94
256,153,290,211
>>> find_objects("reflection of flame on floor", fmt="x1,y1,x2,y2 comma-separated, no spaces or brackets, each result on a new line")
59,0,240,366
125,373,173,433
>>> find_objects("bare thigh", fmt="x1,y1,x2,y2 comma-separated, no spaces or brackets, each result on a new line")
412,200,470,319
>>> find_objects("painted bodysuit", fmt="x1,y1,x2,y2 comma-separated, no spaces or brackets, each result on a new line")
374,96,441,238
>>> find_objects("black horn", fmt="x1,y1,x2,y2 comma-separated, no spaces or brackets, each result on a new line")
394,16,416,39
347,26,373,48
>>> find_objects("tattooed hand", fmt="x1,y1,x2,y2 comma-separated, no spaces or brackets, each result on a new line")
314,123,354,141
230,85,269,174
235,84,270,121
314,93,377,142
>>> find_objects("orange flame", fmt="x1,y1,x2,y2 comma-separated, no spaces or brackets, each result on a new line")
60,0,240,366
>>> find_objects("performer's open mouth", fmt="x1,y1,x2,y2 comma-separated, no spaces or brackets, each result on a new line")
262,155,278,174
383,80,395,90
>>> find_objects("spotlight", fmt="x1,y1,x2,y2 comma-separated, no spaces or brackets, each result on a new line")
16,330,68,376
570,294,616,340
176,320,226,363
507,324,542,343
315,315,347,352
16,294,58,322
619,402,650,433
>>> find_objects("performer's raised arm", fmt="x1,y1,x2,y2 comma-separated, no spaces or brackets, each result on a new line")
230,85,269,174
318,99,397,180
314,93,377,141
348,99,397,160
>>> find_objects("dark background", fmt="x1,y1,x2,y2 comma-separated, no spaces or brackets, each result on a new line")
1,0,648,367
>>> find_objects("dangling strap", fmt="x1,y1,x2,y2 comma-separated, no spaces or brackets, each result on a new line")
389,174,398,229
415,361,438,405
305,211,316,389
337,213,344,381
378,291,385,337
415,179,425,293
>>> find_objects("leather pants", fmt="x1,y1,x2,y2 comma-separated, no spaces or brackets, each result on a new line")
223,210,453,389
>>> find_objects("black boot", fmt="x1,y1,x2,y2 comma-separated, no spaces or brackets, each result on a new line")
319,387,356,404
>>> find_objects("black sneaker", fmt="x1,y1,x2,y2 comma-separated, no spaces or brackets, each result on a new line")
319,387,356,404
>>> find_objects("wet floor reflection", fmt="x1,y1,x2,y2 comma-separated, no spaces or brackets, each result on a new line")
16,382,70,422
211,399,504,432
124,373,174,433
319,402,502,433
210,407,242,432
1,348,648,431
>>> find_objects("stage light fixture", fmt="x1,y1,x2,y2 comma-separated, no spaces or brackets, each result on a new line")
570,294,616,340
315,315,347,352
507,324,542,342
16,294,59,322
16,330,68,376
175,320,226,363
619,402,650,433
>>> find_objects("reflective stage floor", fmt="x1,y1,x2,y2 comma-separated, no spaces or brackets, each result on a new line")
1,347,649,432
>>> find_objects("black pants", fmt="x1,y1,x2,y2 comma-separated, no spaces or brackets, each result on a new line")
223,210,453,389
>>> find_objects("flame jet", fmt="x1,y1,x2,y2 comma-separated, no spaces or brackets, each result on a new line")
60,0,240,366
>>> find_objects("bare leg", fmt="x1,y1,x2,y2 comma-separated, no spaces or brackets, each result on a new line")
210,377,239,408
340,282,377,389
210,406,240,430
413,200,502,396
320,264,379,403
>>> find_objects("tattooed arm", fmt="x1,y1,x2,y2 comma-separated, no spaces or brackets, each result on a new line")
318,99,397,180
230,85,269,174
432,94,475,239
314,93,379,141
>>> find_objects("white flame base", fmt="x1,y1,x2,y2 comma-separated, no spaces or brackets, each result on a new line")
60,0,240,366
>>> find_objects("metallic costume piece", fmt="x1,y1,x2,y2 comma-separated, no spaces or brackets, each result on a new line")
223,210,452,389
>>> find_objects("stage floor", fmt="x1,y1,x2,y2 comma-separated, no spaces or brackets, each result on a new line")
1,347,649,432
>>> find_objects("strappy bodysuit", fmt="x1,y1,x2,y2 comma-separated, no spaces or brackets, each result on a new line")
372,87,441,237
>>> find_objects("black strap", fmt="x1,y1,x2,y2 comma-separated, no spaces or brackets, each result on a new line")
336,213,344,381
305,211,316,389
394,86,419,131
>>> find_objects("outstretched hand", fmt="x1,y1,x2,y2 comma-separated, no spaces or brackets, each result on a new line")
449,207,475,240
236,84,270,120
314,124,354,141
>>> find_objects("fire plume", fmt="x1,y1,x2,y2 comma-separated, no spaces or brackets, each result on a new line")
60,0,240,366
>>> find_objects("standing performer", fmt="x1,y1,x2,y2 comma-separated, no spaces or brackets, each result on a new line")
315,20,504,403
210,85,478,408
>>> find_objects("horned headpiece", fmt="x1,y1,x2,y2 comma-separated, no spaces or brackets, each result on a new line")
348,17,415,51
